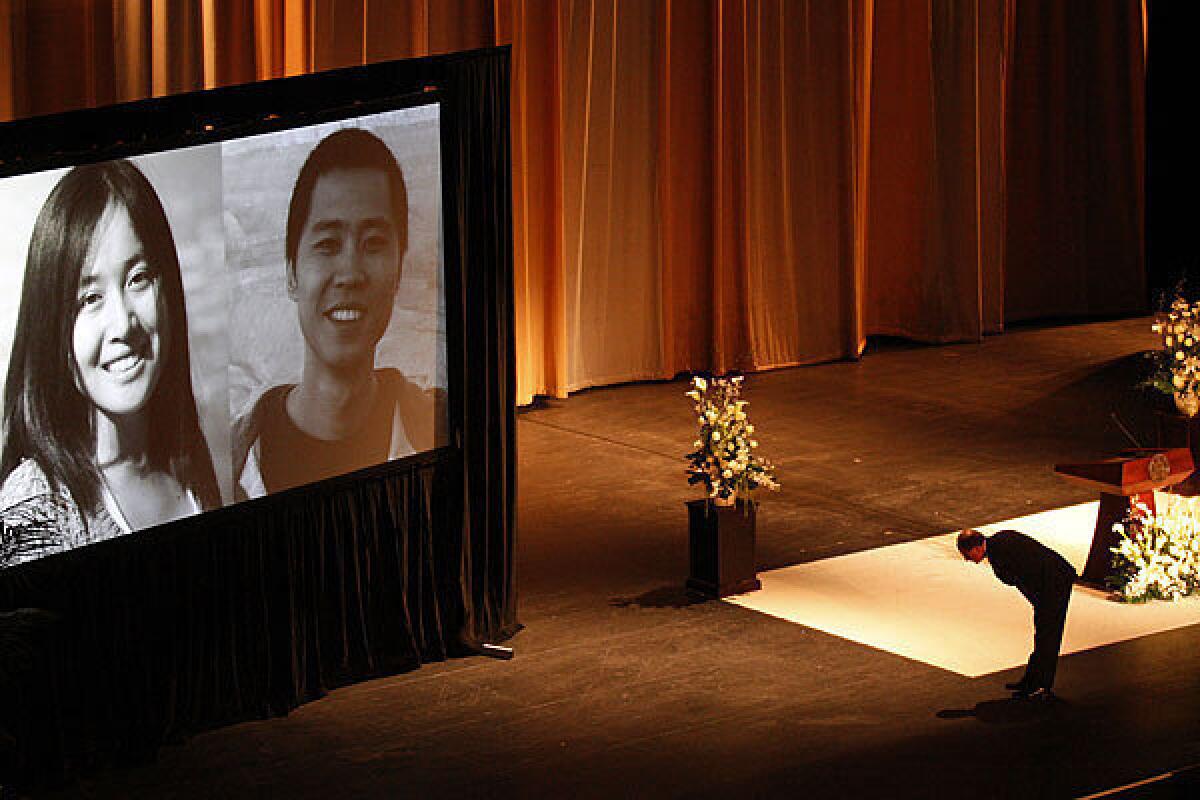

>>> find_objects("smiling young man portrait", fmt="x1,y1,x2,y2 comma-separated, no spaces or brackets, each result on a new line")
232,127,440,498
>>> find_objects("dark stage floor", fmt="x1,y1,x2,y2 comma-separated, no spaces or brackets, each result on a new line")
45,317,1200,799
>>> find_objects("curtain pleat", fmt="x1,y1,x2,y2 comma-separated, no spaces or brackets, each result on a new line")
1004,0,1145,321
864,0,988,343
559,0,666,390
711,1,750,374
978,0,1007,335
150,0,203,96
508,0,569,403
113,0,150,99
0,0,17,121
850,0,874,354
439,49,520,647
737,0,858,372
0,1,1147,405
656,0,713,371
201,0,254,88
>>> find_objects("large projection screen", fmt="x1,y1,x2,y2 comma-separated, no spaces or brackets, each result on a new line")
0,101,446,567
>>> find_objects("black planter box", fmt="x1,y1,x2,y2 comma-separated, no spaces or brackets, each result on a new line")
686,499,761,598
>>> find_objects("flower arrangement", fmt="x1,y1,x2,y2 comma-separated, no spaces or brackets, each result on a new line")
1146,295,1200,417
684,375,779,505
1110,495,1200,603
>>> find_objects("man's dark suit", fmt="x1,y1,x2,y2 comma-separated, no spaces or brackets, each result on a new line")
986,529,1077,690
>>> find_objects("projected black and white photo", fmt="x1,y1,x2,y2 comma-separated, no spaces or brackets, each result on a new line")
0,147,229,567
224,105,447,499
0,101,448,566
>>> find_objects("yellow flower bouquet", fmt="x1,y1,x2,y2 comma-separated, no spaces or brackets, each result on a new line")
1147,295,1200,417
684,375,779,505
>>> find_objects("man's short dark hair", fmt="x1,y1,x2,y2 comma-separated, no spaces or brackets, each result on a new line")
957,530,985,557
285,127,408,268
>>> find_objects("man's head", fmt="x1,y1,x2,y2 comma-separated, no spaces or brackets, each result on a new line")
285,128,408,374
957,529,987,563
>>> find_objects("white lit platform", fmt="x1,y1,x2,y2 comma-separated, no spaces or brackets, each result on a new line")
726,502,1200,677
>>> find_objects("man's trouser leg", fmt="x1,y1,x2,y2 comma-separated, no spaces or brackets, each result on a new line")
1025,580,1072,689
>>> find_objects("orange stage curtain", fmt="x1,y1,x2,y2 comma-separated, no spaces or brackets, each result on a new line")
864,0,998,343
1004,0,1146,321
0,1,1146,405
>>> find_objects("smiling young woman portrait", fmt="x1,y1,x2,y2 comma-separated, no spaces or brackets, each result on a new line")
0,159,220,565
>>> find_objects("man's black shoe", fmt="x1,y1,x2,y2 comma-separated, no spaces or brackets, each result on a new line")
1013,686,1056,701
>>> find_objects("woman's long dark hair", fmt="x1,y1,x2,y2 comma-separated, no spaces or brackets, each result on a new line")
0,160,220,517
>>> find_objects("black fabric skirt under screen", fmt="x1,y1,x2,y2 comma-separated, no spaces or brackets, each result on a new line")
0,455,457,780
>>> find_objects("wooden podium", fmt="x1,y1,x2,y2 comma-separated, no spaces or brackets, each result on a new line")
1053,448,1194,586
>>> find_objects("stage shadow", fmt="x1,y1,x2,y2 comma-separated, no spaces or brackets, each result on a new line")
611,586,707,609
936,695,1070,725
1010,352,1158,446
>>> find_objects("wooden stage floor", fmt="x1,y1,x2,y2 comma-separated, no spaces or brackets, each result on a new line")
48,317,1200,799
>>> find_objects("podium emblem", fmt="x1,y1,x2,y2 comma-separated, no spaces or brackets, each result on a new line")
1149,453,1171,482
